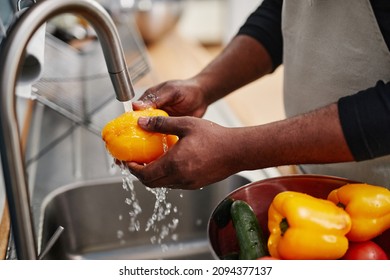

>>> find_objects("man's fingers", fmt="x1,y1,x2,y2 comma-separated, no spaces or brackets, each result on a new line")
137,116,194,138
127,160,181,189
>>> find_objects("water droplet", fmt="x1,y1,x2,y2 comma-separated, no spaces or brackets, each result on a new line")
117,230,124,239
161,244,169,252
171,233,179,241
162,135,168,153
125,198,132,205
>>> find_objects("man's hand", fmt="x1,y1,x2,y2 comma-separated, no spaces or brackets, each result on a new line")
133,79,209,118
126,116,240,190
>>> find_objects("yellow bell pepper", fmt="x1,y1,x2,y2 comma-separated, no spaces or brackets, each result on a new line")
327,183,390,242
268,191,351,260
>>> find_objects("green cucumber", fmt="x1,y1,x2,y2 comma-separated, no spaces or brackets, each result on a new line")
230,200,268,260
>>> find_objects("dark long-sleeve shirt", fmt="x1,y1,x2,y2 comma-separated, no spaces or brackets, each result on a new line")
237,0,390,161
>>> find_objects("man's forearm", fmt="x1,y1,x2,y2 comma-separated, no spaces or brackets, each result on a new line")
193,35,274,105
230,103,355,171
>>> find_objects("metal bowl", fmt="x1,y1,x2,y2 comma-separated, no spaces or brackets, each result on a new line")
208,174,390,259
134,0,183,44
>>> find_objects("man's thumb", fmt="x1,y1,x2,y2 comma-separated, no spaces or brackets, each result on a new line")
138,116,188,137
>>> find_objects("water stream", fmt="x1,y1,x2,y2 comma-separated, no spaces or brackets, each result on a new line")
122,100,133,112
118,161,180,246
116,101,179,246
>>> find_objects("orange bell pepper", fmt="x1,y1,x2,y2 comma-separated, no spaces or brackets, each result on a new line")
327,183,390,242
102,108,178,164
268,191,351,260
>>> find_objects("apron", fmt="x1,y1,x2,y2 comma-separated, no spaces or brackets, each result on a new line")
282,0,390,187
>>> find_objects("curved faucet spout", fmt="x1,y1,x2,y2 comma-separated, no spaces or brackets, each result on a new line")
0,0,135,259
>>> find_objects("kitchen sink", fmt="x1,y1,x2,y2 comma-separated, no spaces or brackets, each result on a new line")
38,174,251,260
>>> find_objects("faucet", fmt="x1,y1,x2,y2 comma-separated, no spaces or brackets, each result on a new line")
0,0,136,259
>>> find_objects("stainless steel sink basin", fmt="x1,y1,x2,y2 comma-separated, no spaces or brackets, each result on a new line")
38,174,250,259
